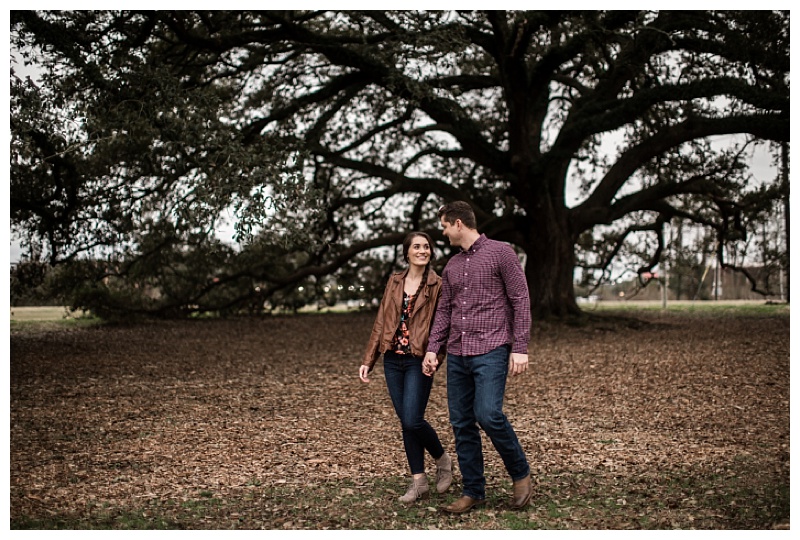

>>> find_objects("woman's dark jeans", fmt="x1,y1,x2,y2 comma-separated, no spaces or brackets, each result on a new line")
383,351,445,474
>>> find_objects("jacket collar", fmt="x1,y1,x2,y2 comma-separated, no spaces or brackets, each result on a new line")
392,266,439,286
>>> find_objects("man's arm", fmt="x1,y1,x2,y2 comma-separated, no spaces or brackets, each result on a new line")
499,245,531,355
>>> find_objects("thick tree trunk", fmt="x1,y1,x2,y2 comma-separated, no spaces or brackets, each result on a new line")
520,202,580,319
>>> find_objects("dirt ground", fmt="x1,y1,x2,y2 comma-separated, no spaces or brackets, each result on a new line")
9,310,790,529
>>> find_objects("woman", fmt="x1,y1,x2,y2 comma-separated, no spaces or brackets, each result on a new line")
359,231,453,503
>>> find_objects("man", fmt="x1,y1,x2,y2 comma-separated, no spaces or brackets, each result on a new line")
423,200,532,514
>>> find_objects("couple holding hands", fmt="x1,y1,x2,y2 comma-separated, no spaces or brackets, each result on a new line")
359,201,532,514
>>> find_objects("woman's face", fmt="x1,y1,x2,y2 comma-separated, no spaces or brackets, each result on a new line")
406,235,432,268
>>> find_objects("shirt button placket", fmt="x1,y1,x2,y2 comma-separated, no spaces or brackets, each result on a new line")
463,257,469,339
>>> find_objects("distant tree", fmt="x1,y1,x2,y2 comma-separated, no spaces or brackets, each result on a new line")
11,10,789,318
9,261,58,306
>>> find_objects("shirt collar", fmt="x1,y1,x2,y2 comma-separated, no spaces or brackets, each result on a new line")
461,233,487,254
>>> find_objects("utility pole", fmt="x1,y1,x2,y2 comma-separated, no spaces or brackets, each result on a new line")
782,141,789,303
662,220,671,309
714,249,721,301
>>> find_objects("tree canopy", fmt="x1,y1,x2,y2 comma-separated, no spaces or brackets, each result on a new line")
10,10,789,318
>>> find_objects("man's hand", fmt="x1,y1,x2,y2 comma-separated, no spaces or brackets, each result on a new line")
422,352,439,377
509,353,529,376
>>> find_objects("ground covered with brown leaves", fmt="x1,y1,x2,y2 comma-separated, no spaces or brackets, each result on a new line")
10,309,790,530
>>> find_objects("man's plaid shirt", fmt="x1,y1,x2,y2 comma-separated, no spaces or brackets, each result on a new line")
427,234,531,357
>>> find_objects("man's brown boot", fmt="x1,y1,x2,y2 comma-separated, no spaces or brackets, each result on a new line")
510,474,532,509
442,495,484,514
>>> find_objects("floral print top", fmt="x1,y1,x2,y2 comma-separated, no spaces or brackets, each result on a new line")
391,292,415,354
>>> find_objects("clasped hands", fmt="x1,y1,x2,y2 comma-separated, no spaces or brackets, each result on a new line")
422,352,439,376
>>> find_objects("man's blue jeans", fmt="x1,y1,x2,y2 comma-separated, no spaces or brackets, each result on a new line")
383,351,446,474
447,345,530,500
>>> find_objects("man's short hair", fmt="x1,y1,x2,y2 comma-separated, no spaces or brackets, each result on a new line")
438,201,477,229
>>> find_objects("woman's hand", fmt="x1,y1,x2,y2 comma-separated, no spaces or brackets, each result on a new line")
359,365,371,383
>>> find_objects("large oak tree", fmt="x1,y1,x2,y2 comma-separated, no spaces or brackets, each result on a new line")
10,10,789,318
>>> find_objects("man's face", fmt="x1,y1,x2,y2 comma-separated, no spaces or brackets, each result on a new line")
440,216,460,247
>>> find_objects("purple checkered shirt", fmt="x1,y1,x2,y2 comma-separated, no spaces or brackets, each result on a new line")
427,234,531,357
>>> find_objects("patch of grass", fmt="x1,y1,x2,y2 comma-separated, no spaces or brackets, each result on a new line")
10,317,103,330
589,300,788,317
11,506,182,530
10,306,103,332
11,465,789,530
10,305,93,320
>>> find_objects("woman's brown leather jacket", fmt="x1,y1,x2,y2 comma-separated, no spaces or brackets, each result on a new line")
361,267,443,372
